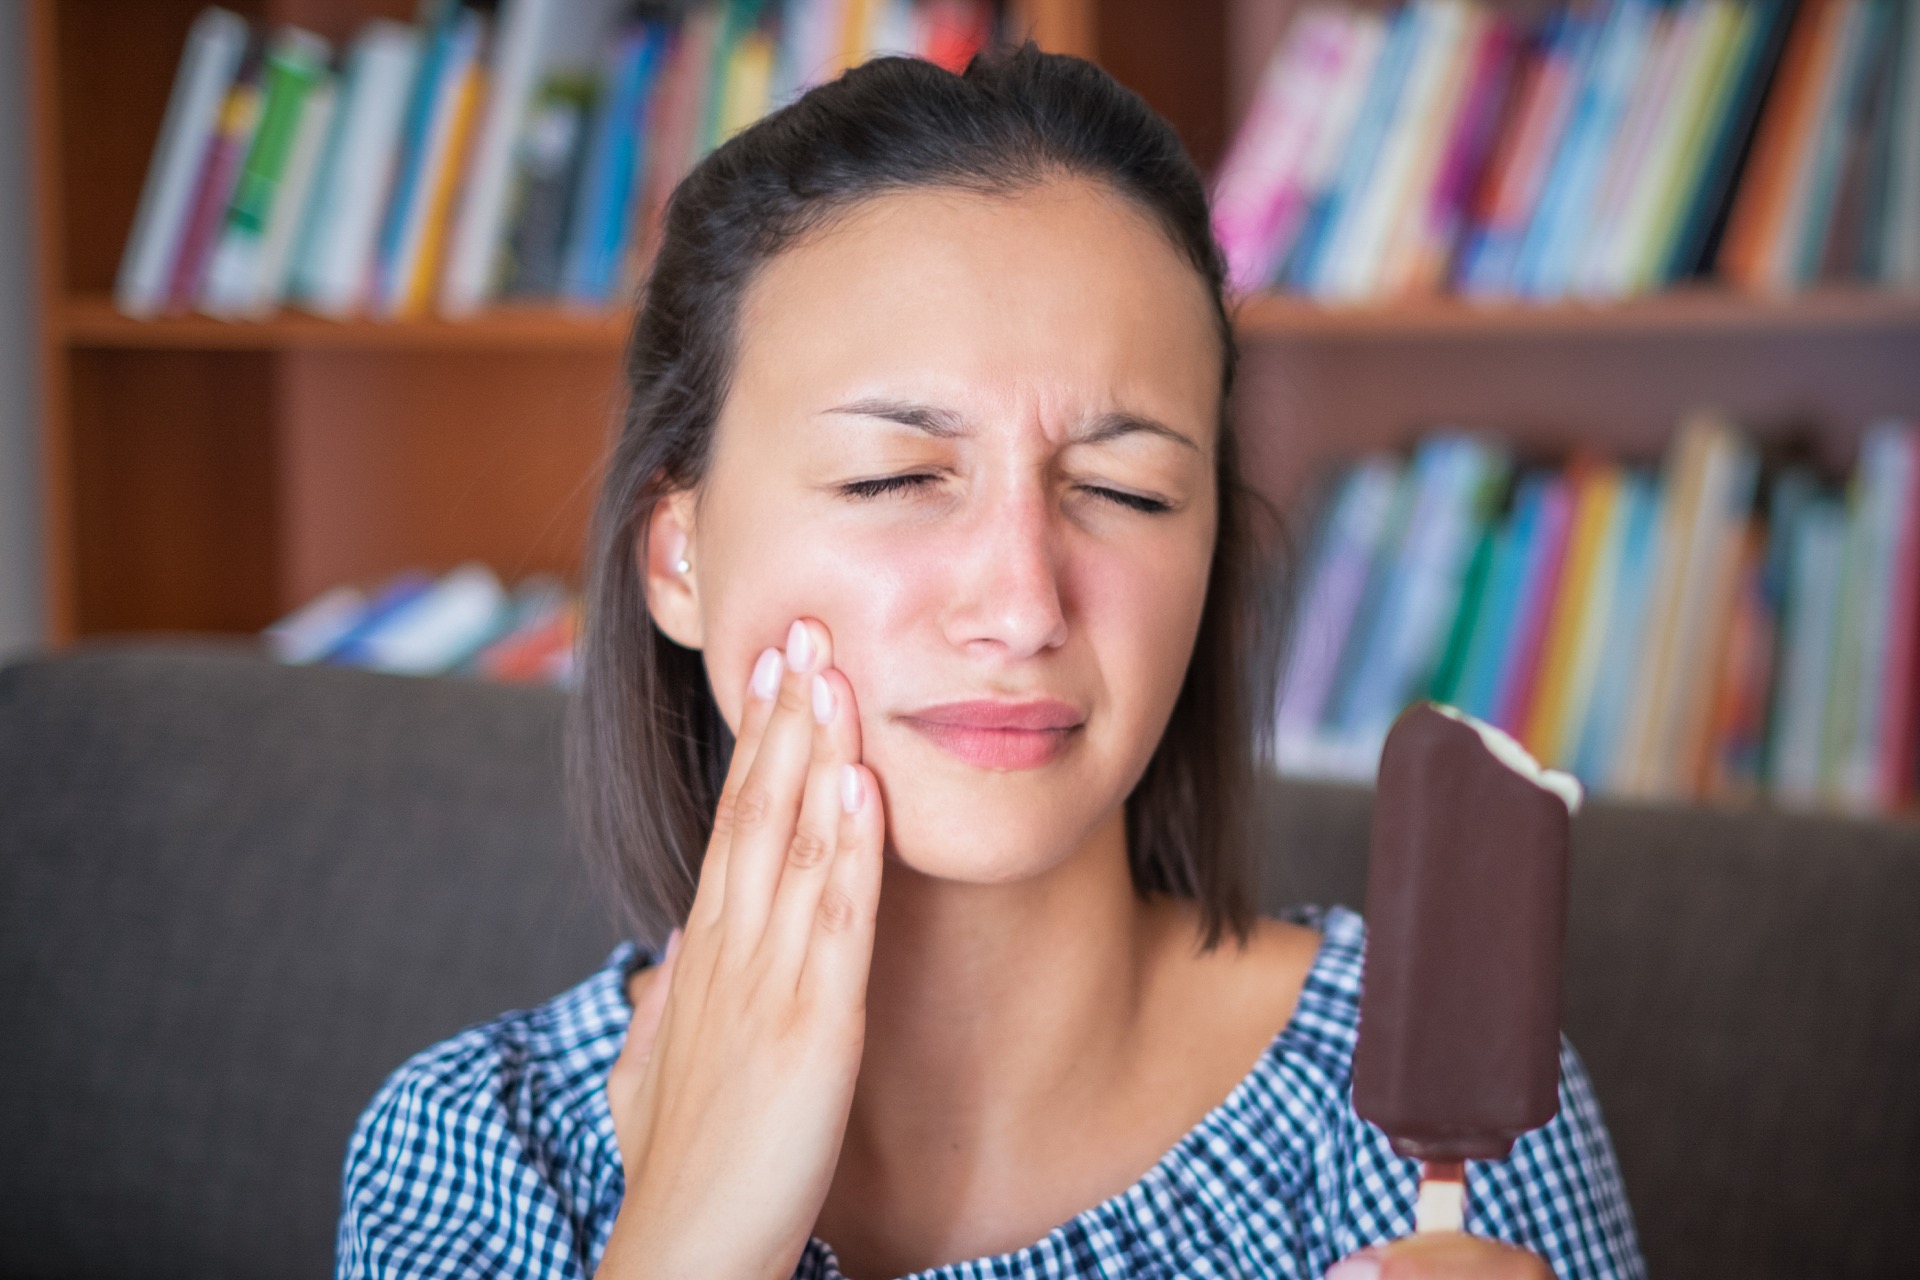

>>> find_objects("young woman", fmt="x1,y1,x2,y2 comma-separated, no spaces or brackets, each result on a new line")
338,46,1643,1280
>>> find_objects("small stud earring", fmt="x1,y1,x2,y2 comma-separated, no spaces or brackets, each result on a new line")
674,555,691,575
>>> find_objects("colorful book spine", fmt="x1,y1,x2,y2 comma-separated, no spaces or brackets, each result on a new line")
201,27,331,316
115,8,250,318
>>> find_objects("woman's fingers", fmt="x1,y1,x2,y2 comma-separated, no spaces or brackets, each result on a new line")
719,619,834,959
800,760,884,1003
688,646,785,933
761,665,863,974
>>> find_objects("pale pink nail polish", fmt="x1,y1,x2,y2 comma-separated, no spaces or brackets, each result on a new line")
1323,1255,1380,1280
812,673,834,723
786,619,814,671
751,647,782,699
840,764,863,814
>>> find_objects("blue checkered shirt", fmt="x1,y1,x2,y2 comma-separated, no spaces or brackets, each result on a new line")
337,906,1644,1278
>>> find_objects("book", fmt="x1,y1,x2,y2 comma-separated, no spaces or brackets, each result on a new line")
1573,470,1661,784
1615,0,1751,294
379,8,487,317
1453,471,1549,723
290,21,421,317
561,24,669,305
1513,0,1660,299
1326,435,1508,756
1490,471,1575,734
1287,3,1427,292
115,7,250,318
164,43,264,313
1455,11,1597,295
1212,7,1365,292
1779,0,1890,286
1769,493,1847,803
1520,457,1622,763
1718,0,1848,289
1665,0,1802,280
1318,0,1478,301
247,75,337,316
201,26,331,317
1273,458,1405,775
1883,0,1920,280
440,0,560,316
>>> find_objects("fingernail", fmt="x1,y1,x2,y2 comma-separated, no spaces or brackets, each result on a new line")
1324,1255,1380,1280
786,619,815,672
840,764,863,813
751,647,782,699
812,673,835,723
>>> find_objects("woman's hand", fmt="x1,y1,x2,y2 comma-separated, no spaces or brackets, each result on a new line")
596,618,884,1280
1326,1234,1556,1280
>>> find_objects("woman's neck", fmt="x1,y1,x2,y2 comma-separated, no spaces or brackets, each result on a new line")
820,805,1183,1275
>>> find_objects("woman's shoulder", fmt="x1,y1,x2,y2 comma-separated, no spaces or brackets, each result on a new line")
359,942,640,1120
337,944,644,1278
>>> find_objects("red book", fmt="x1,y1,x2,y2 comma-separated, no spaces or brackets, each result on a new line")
1877,427,1920,804
165,48,263,314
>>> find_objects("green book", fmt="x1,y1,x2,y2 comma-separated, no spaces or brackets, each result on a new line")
202,26,330,313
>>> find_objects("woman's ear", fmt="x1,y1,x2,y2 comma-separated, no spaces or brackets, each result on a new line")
641,492,703,649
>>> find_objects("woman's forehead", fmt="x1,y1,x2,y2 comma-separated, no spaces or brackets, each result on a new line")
728,180,1223,437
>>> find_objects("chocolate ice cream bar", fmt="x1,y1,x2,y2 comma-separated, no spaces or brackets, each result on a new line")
1352,702,1583,1232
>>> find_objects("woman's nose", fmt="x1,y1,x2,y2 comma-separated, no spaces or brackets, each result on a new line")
940,483,1069,661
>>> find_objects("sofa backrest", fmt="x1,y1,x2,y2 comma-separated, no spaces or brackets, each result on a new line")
2,644,1915,1278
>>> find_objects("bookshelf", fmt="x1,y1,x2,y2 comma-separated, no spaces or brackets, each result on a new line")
24,0,1920,642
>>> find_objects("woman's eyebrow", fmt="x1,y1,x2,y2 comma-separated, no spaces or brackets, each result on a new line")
822,399,1200,454
822,398,966,437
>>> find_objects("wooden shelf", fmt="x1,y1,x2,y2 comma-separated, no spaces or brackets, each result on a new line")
60,294,631,352
1234,285,1920,339
60,286,1920,354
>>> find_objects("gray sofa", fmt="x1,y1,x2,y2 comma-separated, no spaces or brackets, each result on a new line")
1,643,1914,1279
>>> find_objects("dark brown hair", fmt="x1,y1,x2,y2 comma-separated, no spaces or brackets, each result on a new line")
569,43,1273,950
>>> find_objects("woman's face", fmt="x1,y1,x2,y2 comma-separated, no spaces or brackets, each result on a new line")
661,178,1222,884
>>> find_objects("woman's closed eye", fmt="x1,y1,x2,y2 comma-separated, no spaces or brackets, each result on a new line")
837,472,1173,514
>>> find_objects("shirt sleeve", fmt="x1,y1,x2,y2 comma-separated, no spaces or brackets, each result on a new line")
1315,1037,1647,1280
336,1032,593,1280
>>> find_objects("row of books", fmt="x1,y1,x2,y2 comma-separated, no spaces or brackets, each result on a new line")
116,0,996,322
264,564,578,685
1213,0,1920,301
1275,417,1920,815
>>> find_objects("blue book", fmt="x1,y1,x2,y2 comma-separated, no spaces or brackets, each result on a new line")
321,572,436,666
1513,0,1654,298
1283,3,1424,292
1453,472,1548,721
1572,472,1661,783
372,2,460,307
1328,436,1509,751
561,24,668,303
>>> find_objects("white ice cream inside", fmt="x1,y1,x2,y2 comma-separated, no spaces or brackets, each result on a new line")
1429,703,1584,815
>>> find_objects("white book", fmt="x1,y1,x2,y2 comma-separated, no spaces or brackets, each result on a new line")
440,0,557,316
291,21,420,318
114,7,250,318
359,564,509,675
249,77,337,315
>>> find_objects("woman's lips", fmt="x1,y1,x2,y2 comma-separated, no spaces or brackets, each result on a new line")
897,699,1084,770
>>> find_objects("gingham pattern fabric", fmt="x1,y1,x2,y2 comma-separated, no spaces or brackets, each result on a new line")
338,906,1645,1279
